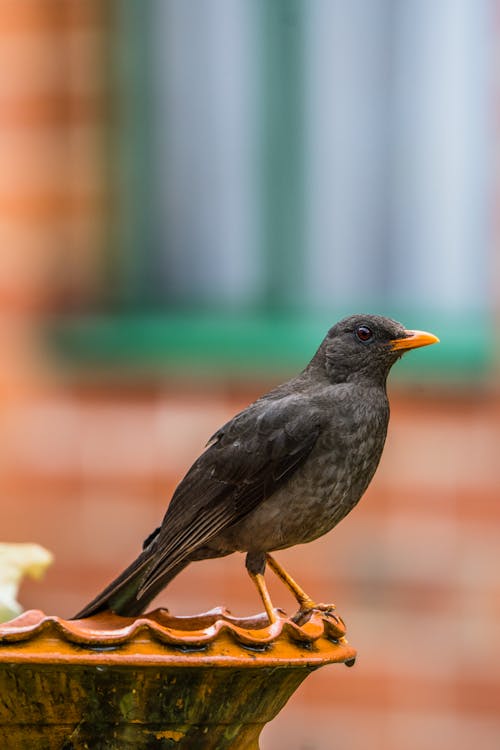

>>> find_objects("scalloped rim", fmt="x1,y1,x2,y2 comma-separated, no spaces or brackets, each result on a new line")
0,607,347,648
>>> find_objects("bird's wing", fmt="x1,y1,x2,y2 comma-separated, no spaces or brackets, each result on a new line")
137,396,322,598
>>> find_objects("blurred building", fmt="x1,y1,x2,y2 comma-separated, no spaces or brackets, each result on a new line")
0,2,498,749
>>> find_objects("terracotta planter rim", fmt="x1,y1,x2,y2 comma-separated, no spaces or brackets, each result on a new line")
0,607,356,667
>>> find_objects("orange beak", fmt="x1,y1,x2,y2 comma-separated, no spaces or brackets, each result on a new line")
390,329,440,352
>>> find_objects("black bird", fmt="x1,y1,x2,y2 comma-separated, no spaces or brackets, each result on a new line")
74,314,438,622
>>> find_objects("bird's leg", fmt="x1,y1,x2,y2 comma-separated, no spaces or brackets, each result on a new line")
266,553,335,617
245,552,277,625
265,553,317,610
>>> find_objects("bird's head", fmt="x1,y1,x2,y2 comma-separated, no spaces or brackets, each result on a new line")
317,314,439,385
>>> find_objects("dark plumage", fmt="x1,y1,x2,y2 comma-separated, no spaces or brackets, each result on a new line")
74,314,438,621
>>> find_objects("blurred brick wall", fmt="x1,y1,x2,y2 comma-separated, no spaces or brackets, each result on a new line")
0,3,499,750
0,0,110,401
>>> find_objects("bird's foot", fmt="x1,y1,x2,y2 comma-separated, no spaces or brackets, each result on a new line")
292,600,336,626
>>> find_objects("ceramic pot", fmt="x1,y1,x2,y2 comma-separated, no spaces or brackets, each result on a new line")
0,607,356,749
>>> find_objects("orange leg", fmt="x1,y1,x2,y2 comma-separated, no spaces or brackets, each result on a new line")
266,553,335,614
247,571,277,625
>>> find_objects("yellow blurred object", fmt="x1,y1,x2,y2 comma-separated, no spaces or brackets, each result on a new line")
0,544,53,623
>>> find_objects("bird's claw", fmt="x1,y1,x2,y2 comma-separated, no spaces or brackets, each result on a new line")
291,601,336,626
310,602,336,613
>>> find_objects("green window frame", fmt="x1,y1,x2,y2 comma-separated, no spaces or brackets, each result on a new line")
47,1,493,385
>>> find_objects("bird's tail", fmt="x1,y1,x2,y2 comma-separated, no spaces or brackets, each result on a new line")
72,547,189,619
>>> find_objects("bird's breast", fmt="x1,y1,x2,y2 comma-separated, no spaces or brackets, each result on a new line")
212,396,389,555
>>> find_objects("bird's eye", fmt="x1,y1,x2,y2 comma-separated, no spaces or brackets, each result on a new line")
356,325,373,342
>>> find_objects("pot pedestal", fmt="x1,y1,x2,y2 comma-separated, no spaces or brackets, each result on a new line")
0,607,356,749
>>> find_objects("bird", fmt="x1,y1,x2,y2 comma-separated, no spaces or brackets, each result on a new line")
74,314,438,623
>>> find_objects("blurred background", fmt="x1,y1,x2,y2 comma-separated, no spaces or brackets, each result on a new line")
0,1,499,748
